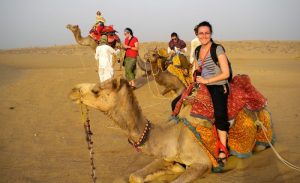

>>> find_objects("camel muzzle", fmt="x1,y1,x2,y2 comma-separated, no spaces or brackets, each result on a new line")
69,87,82,103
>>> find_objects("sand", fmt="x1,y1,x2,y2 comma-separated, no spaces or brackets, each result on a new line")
0,41,300,183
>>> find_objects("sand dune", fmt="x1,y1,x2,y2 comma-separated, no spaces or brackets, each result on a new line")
0,41,300,183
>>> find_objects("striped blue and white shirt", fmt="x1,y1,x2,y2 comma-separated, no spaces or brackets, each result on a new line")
195,45,227,85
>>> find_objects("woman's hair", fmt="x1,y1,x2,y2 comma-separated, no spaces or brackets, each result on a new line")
194,21,213,35
124,27,133,36
171,32,178,38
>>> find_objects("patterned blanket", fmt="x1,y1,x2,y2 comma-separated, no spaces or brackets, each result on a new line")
167,65,193,87
172,74,273,172
173,74,267,122
182,108,274,172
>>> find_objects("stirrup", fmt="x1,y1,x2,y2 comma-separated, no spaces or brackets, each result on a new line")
217,150,228,167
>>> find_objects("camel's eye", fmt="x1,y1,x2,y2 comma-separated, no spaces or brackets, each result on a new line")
91,89,99,95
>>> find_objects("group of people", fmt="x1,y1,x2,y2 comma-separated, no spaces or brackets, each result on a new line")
93,11,231,167
93,11,139,89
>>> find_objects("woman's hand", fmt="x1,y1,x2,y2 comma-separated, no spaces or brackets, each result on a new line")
123,45,131,49
196,76,209,84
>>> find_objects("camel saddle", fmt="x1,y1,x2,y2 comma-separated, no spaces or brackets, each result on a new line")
89,24,120,44
172,74,273,172
173,74,267,121
166,54,193,87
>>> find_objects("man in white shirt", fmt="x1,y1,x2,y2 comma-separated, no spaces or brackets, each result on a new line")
95,35,119,82
190,37,201,64
190,37,201,73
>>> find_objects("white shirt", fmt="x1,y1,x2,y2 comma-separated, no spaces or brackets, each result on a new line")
190,37,201,64
95,45,117,68
167,46,187,55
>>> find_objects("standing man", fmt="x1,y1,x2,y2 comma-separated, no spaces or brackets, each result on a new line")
95,35,119,83
123,27,139,89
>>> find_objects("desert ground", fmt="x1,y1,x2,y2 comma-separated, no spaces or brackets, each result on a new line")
0,41,300,183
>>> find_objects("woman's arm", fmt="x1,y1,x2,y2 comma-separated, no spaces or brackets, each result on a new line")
128,42,139,51
196,53,230,84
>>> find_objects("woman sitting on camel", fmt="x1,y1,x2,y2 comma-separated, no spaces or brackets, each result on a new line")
193,21,231,166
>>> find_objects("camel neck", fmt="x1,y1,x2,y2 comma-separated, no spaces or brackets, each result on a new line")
109,91,148,142
72,29,84,44
151,61,161,77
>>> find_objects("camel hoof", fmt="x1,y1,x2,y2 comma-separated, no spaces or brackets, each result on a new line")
129,174,144,183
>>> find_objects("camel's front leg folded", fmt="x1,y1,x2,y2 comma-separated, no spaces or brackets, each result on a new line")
170,163,209,183
129,158,173,183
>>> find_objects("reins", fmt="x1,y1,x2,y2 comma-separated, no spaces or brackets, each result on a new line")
143,57,171,101
80,102,97,183
255,118,300,171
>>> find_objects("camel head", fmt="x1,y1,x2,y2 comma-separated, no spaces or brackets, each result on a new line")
144,49,159,64
66,24,80,33
69,78,131,112
144,48,169,71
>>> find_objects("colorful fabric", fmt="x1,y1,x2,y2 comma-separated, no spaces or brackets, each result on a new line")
172,54,190,69
178,108,274,172
90,23,105,41
227,109,257,157
167,64,193,87
172,74,273,172
255,109,274,146
187,74,267,122
172,83,195,116
89,25,120,46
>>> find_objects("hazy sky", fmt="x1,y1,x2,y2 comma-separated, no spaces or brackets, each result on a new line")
0,0,299,49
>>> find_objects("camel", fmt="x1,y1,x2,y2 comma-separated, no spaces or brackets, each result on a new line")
66,24,152,73
69,78,271,183
66,24,100,51
144,49,187,95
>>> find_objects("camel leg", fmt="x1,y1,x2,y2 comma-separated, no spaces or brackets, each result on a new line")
170,163,208,183
143,162,186,182
129,159,173,183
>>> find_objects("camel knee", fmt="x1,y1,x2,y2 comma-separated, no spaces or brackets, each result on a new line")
171,164,209,183
168,163,186,173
